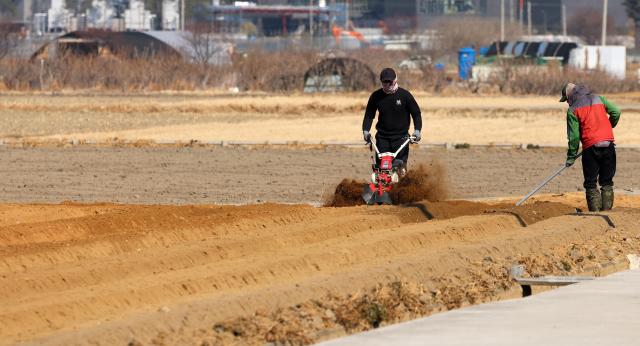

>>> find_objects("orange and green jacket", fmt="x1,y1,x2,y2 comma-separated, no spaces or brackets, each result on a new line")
567,88,621,160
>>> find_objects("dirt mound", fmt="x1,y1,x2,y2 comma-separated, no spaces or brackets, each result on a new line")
3,201,639,345
325,161,448,207
210,280,430,345
390,162,448,204
405,200,578,225
325,179,367,207
492,201,579,225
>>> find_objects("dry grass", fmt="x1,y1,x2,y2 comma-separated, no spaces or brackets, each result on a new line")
232,49,317,91
0,55,206,91
3,93,640,146
480,62,640,95
1,46,638,95
0,50,324,92
427,17,524,57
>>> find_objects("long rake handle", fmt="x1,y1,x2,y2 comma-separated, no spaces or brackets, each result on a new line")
515,152,583,206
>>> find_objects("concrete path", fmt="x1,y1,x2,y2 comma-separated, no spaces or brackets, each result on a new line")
317,269,640,346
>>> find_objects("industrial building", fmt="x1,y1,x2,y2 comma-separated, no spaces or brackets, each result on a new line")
6,0,628,36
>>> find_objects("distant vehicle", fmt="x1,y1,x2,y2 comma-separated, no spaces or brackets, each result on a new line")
331,24,367,46
398,55,432,70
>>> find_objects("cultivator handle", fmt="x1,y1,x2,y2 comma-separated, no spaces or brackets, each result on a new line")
515,152,583,206
368,136,417,157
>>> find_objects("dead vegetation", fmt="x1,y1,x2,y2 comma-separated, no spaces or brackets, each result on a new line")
0,22,20,62
427,17,524,57
0,15,636,94
477,62,639,96
0,44,637,94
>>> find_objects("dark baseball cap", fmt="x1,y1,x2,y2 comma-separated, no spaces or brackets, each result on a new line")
559,83,575,102
559,84,568,102
380,68,396,82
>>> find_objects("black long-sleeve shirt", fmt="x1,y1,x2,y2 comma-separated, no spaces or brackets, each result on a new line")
362,87,422,138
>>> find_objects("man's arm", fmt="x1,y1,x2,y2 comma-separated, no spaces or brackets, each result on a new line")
406,91,422,131
362,93,377,132
566,109,580,164
599,95,621,128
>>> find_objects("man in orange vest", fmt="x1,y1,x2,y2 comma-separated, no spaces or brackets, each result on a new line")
562,83,621,212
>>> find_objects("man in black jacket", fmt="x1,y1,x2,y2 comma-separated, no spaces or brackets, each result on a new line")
362,67,422,176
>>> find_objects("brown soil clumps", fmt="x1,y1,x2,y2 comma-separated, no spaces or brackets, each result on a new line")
325,161,448,207
405,200,577,225
325,179,367,207
489,201,578,225
210,280,431,345
4,201,639,345
390,162,448,204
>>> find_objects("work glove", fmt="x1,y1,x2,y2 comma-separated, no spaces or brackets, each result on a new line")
363,130,371,143
412,130,421,142
565,156,576,167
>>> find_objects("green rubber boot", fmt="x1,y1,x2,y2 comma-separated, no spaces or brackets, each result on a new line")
601,185,614,211
586,188,601,212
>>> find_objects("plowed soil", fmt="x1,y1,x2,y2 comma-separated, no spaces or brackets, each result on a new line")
325,162,449,207
1,146,640,205
2,196,640,345
1,97,640,346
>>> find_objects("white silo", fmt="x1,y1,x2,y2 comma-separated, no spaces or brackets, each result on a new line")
163,0,179,31
48,0,70,32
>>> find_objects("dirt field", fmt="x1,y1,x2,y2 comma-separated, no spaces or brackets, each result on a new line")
2,93,640,345
0,145,639,345
2,195,639,345
2,93,640,146
0,146,639,205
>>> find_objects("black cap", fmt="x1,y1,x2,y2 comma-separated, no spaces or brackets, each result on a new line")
559,83,577,102
559,84,568,102
380,68,396,82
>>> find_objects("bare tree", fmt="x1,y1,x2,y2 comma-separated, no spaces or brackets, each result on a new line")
183,22,228,87
568,8,613,45
65,0,92,16
428,17,523,57
0,21,19,61
624,0,640,50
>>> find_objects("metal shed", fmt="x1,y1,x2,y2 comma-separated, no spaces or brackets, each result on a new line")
30,30,232,65
303,57,375,92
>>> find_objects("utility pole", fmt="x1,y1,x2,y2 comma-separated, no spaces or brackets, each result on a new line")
329,0,335,29
309,0,314,37
181,0,185,31
519,0,523,29
602,0,608,45
501,0,505,41
345,0,349,28
527,1,532,36
509,0,514,23
562,4,567,37
518,0,524,29
21,0,32,22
